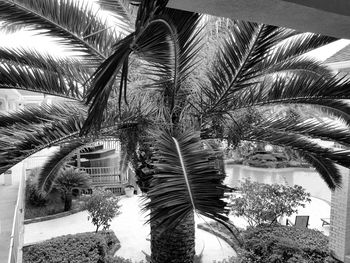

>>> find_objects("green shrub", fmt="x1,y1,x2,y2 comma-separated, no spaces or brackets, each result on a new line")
100,230,120,255
240,225,330,263
25,168,47,207
23,231,119,263
26,182,48,206
230,180,310,227
86,189,121,232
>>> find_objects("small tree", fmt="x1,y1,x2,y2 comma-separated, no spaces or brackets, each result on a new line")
54,166,90,211
86,189,121,233
230,180,311,227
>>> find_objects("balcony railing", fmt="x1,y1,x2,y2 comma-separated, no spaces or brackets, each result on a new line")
80,167,128,186
8,167,25,263
92,139,120,151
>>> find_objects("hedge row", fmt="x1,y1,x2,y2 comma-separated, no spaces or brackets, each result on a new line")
241,225,336,263
198,222,338,263
23,231,119,263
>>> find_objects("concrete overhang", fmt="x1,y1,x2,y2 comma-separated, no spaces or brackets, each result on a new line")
168,0,350,39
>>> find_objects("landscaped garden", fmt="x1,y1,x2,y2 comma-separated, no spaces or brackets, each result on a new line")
23,180,335,263
2,0,350,262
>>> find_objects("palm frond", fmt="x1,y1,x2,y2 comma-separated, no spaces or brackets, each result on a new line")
202,22,285,114
0,0,120,59
0,101,86,129
232,74,350,115
96,0,137,31
259,115,350,148
83,7,202,133
82,32,135,134
0,103,86,174
201,24,336,116
144,129,231,231
244,128,350,189
0,62,83,99
301,152,342,190
258,57,333,79
0,100,150,174
0,47,92,84
259,33,336,72
37,141,85,193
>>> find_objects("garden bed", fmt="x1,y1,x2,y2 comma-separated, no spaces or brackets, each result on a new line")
25,195,87,221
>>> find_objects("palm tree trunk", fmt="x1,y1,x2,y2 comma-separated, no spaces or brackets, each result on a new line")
64,191,72,211
151,211,195,263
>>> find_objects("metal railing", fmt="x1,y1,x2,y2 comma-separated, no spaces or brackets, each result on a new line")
8,167,25,263
92,139,120,151
80,166,128,186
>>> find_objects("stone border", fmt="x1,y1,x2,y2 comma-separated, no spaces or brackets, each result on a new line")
24,207,83,224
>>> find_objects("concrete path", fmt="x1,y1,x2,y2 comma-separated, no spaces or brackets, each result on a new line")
0,164,21,263
25,195,236,262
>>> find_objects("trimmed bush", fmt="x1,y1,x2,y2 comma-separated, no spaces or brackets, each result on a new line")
240,225,331,263
105,256,145,263
100,230,121,255
23,231,119,263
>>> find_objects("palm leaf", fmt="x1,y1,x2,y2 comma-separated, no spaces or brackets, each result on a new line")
83,7,202,133
82,0,169,134
301,152,342,190
258,33,336,73
0,103,86,174
96,0,137,31
232,74,350,114
243,128,350,189
0,47,92,84
0,63,83,99
144,129,231,231
82,33,135,134
37,141,85,193
0,0,120,59
0,101,86,129
201,23,336,116
259,115,350,148
258,57,333,79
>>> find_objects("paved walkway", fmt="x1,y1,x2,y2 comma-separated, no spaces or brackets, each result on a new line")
0,164,22,263
25,195,236,262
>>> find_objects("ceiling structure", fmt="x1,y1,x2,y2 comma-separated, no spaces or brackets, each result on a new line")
168,0,350,39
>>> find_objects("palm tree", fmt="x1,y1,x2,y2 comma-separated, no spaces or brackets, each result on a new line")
54,166,90,211
1,1,350,262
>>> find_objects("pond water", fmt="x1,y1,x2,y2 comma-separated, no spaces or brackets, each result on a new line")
224,163,331,203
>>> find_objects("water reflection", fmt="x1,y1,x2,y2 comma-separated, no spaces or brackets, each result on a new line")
224,164,331,203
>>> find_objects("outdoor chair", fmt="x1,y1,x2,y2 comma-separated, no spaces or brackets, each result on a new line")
286,215,309,228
